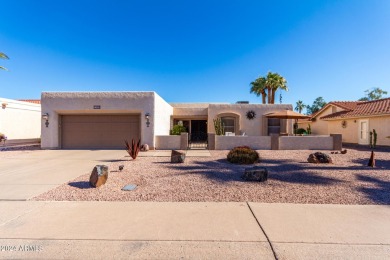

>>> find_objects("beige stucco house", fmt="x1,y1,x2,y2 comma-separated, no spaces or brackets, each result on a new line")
41,91,294,149
0,98,41,144
298,98,390,146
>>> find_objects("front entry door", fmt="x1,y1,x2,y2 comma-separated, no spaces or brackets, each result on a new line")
189,120,208,149
358,120,369,145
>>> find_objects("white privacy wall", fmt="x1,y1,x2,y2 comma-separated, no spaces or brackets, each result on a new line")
153,93,173,136
0,98,41,141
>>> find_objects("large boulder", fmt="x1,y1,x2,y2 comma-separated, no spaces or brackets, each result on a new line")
307,152,333,164
242,166,268,182
89,165,109,188
171,150,186,163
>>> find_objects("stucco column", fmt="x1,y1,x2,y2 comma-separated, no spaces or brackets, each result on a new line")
271,133,279,150
180,132,188,150
208,133,216,150
330,134,342,150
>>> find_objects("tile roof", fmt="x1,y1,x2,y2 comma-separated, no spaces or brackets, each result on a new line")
328,101,362,110
309,101,361,119
320,98,390,120
18,99,41,104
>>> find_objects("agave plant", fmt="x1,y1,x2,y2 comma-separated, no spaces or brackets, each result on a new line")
125,139,141,159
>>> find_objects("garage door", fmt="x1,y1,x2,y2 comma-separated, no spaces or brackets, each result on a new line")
61,115,140,149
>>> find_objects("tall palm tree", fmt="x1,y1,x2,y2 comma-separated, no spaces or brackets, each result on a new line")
250,77,267,104
267,72,288,104
251,72,288,104
0,52,9,71
295,100,306,113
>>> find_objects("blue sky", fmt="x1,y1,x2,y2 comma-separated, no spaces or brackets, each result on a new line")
1,0,389,109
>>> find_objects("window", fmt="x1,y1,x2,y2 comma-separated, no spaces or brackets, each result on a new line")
221,117,235,133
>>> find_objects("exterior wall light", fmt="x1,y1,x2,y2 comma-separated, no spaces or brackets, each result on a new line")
145,113,151,127
42,113,49,127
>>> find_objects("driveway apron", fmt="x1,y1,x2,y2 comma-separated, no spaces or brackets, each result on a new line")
0,150,125,200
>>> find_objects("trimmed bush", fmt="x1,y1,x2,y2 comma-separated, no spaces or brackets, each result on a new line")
170,125,187,135
227,146,259,164
296,128,307,135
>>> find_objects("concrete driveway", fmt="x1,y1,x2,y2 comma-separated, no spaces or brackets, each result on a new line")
0,150,126,200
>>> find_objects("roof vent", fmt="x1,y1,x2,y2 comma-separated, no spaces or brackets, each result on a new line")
236,101,249,104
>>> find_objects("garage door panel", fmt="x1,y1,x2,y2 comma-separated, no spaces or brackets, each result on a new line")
61,115,140,149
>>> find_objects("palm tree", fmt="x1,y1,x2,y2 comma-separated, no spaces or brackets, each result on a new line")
295,100,306,114
0,52,9,71
250,72,288,104
250,77,267,104
267,72,288,104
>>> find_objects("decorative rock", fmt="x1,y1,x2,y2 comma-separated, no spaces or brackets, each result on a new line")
307,152,333,164
341,149,347,154
89,165,109,188
242,166,268,182
171,150,186,163
141,144,149,151
122,184,137,191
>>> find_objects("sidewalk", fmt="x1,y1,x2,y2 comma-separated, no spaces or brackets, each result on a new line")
0,202,389,259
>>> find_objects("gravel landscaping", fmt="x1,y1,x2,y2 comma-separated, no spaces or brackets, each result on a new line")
33,146,390,204
0,145,41,156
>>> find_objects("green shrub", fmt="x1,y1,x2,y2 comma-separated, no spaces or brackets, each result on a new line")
170,125,187,135
296,128,307,135
227,146,259,164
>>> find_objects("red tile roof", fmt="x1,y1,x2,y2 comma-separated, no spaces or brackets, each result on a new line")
321,98,390,120
18,99,41,104
328,101,362,110
309,101,361,119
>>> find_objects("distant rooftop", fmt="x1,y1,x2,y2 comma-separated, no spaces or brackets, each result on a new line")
18,99,41,104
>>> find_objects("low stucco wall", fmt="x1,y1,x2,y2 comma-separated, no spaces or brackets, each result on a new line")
0,98,41,141
215,136,271,150
279,136,334,150
155,135,181,150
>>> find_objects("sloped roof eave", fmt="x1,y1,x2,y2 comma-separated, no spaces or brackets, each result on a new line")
321,112,390,120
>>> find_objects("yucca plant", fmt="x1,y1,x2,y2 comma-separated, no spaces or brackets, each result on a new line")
125,139,141,159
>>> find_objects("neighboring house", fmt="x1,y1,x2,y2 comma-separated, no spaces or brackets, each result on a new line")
0,98,41,144
41,92,293,149
298,98,390,146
